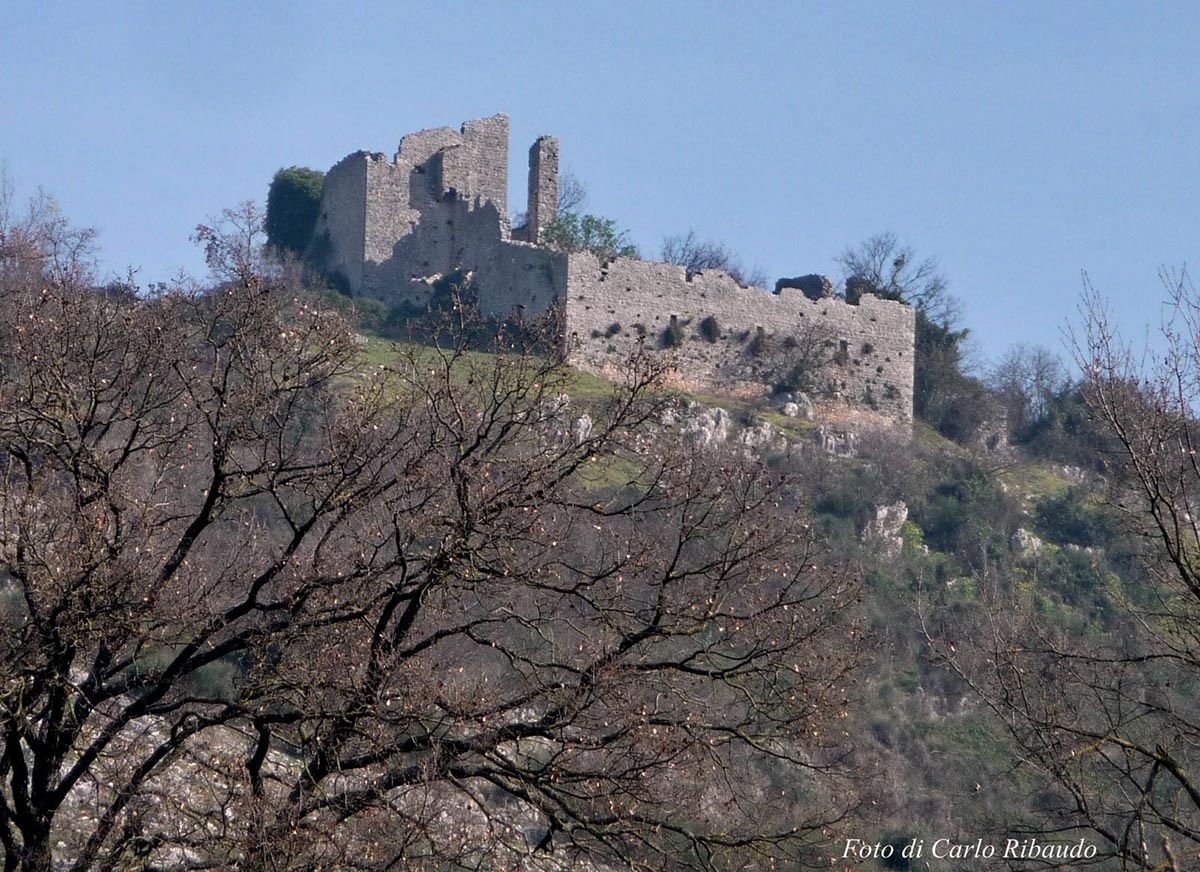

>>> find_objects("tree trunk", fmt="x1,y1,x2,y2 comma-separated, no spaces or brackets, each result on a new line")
17,831,52,872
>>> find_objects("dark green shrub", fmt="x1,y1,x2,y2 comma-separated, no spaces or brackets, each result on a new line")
1017,384,1106,470
699,315,721,342
428,270,471,310
773,364,808,395
325,269,352,296
879,830,914,869
541,212,638,260
266,166,324,256
747,329,769,357
661,320,685,348
1034,487,1117,548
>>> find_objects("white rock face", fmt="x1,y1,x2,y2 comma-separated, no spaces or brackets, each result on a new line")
738,419,778,453
816,426,857,458
571,414,593,445
545,394,571,418
774,392,814,420
681,403,731,451
862,501,908,560
1011,527,1044,558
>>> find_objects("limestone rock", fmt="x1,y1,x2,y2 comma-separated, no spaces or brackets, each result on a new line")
816,426,857,458
791,393,815,419
772,391,814,420
1011,528,1044,558
544,393,571,420
571,414,593,445
966,404,1010,456
738,419,778,453
862,501,908,560
681,404,731,451
1059,465,1088,484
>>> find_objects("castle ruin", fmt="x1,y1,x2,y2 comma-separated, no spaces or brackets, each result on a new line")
309,114,916,424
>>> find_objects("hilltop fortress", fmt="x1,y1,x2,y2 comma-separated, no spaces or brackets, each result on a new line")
308,114,915,424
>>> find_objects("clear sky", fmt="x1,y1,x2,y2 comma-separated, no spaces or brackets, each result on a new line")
3,1,1197,366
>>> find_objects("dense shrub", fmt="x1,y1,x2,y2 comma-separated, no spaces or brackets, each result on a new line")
1033,487,1118,548
661,320,685,348
542,212,638,260
266,166,324,255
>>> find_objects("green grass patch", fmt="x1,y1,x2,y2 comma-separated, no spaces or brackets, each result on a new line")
996,463,1074,502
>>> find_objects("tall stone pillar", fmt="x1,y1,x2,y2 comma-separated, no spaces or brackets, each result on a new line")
526,136,559,244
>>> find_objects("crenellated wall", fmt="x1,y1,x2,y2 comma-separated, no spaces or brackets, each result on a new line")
562,254,915,422
308,115,916,425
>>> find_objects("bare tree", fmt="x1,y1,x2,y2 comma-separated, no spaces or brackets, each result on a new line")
928,271,1200,871
836,232,958,328
513,171,587,233
556,170,587,215
661,230,766,289
0,205,861,870
0,173,96,294
987,343,1069,435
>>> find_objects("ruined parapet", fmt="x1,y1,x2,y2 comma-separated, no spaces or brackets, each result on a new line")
310,115,514,297
526,136,559,245
563,252,916,424
308,113,917,425
775,274,833,300
435,116,509,213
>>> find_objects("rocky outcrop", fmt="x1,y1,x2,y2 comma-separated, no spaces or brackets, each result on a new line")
772,391,814,420
571,413,593,445
862,501,908,560
1011,527,1044,558
737,419,779,453
966,402,1010,457
681,403,732,451
816,426,857,458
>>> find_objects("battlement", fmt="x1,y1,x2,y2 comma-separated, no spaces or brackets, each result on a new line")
308,115,915,425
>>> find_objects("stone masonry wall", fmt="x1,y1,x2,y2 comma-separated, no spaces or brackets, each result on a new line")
308,152,369,293
310,115,916,425
563,254,915,423
312,115,513,297
525,136,559,245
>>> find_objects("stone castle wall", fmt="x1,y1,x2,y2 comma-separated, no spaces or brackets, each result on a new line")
312,115,517,302
562,254,915,422
309,115,916,424
311,151,370,292
524,137,559,245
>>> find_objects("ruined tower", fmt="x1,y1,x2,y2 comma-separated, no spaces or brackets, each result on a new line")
308,115,917,425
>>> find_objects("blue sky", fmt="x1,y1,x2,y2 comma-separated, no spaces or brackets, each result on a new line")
3,1,1197,366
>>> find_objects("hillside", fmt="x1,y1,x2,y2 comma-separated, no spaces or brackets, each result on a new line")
0,198,1194,872
345,317,1153,871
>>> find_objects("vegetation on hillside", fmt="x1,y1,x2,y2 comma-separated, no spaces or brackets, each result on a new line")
2,181,1197,870
265,165,324,256
0,195,860,871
